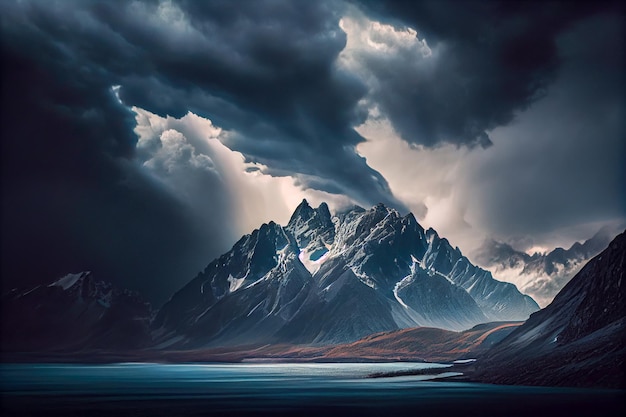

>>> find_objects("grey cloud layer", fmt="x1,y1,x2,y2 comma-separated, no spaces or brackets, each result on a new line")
1,0,405,301
4,0,402,208
102,0,403,208
1,0,623,303
0,42,220,302
465,12,625,241
354,0,622,147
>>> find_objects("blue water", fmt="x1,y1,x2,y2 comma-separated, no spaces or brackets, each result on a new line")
1,363,624,416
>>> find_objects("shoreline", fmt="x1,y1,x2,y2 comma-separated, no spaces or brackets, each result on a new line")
0,349,436,365
366,361,476,381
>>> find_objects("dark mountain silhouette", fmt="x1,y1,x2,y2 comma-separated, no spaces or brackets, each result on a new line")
474,231,626,388
1,272,152,352
1,202,541,354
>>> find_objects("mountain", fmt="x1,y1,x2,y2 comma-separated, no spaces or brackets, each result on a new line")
1,272,153,352
474,227,616,306
474,231,626,388
151,221,314,347
119,321,522,364
153,200,538,348
285,201,335,274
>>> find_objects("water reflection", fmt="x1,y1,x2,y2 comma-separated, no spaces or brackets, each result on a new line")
1,363,623,417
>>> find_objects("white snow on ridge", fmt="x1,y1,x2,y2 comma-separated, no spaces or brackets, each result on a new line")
351,267,376,289
298,248,330,275
49,272,87,290
410,254,420,274
227,274,245,292
247,300,264,317
21,285,42,297
393,275,412,309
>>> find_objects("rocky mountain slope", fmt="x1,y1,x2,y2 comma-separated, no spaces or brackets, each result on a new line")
475,231,626,388
1,272,152,352
101,321,520,364
153,200,538,347
1,202,542,353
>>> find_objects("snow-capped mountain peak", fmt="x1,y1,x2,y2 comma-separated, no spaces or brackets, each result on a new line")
49,271,91,290
286,199,335,275
473,225,620,307
152,202,540,348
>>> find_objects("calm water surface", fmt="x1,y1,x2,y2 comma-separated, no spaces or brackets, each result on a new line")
1,363,623,416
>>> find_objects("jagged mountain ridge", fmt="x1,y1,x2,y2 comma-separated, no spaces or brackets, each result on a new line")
477,227,613,276
475,231,626,388
153,200,538,347
474,226,617,306
1,272,152,351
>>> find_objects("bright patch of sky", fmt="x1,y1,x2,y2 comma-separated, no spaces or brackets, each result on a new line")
131,106,347,236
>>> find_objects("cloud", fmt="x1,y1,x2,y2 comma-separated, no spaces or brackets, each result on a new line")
1,0,623,309
0,0,404,303
356,10,625,294
104,0,404,208
131,107,345,238
356,111,477,251
462,12,625,244
0,39,209,303
471,224,623,307
2,0,405,211
349,0,622,148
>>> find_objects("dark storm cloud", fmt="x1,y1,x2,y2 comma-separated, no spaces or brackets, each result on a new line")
353,0,623,148
465,10,625,242
0,0,403,303
94,0,401,208
24,0,402,206
0,45,226,303
0,1,237,302
3,0,623,308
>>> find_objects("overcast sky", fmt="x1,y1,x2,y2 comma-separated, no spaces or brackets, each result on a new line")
2,0,624,305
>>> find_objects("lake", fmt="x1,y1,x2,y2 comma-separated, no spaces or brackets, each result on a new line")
1,362,623,416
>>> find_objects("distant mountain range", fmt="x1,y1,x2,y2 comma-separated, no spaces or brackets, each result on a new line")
1,272,152,352
2,200,538,351
474,231,626,388
474,227,616,306
2,211,624,389
152,200,537,347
